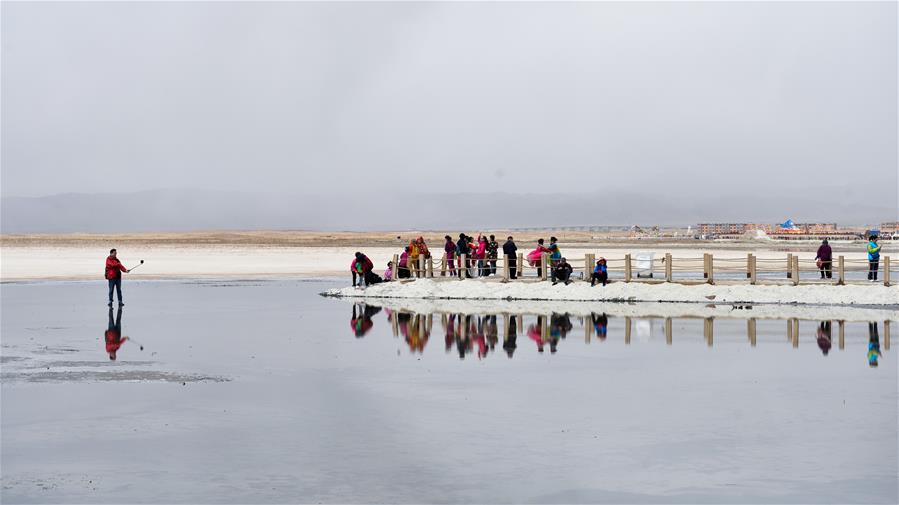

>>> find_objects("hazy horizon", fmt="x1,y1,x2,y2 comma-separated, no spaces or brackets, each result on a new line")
2,1,897,232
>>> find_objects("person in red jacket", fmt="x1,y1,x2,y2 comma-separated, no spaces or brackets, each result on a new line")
105,249,130,307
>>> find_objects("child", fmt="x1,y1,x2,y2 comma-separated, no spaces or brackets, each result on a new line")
591,258,608,287
384,261,394,281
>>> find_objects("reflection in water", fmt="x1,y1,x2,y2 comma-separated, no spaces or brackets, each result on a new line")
350,303,381,338
105,306,128,360
817,321,832,356
868,322,882,367
351,304,892,366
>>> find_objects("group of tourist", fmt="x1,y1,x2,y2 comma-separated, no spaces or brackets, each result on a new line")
814,235,882,281
350,234,611,287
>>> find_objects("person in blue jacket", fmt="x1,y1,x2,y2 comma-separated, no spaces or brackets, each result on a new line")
591,258,608,286
867,235,882,281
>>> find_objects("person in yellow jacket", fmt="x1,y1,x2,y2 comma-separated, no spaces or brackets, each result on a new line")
408,240,420,276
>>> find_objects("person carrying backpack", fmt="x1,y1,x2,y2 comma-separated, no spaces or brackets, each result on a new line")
105,249,130,307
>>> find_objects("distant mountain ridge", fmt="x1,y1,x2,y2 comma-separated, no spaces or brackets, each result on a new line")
1,189,891,234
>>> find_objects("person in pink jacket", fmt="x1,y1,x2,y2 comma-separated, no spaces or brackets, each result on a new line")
476,235,488,276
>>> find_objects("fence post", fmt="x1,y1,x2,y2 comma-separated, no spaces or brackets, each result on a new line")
392,254,399,281
748,318,757,347
440,254,447,277
792,256,800,286
517,253,523,279
884,256,891,286
665,253,672,282
419,256,425,278
750,254,757,285
838,320,845,350
460,254,467,279
787,319,793,342
786,254,792,279
584,316,591,343
703,253,709,279
624,254,632,283
541,253,549,281
585,253,594,282
624,317,631,345
838,256,845,285
503,255,510,282
885,320,891,350
746,253,752,279
665,317,672,345
427,256,434,278
704,318,714,347
708,254,714,285
791,319,799,348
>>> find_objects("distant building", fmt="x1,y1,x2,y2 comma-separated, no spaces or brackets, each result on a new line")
880,222,899,234
697,222,838,236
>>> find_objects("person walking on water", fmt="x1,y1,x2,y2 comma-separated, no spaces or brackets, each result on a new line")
503,236,518,279
867,235,882,281
816,239,832,279
105,249,130,307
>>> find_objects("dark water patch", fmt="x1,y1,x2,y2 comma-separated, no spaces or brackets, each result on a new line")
2,370,229,383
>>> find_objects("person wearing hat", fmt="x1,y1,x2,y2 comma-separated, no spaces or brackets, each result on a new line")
867,235,882,281
591,258,609,286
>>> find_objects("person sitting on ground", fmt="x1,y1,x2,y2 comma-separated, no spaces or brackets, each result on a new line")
384,261,394,282
816,239,833,279
552,257,573,285
591,258,608,286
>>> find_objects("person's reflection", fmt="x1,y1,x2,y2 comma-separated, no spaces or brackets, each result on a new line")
816,321,832,356
503,316,517,358
105,306,128,360
350,303,381,338
443,314,456,353
405,314,430,353
485,315,498,353
455,314,472,359
473,316,487,359
528,315,546,353
591,313,609,341
868,322,882,367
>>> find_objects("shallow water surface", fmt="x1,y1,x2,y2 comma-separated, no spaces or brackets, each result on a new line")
1,280,896,503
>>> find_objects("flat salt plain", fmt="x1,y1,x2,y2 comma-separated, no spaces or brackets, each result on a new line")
2,279,897,503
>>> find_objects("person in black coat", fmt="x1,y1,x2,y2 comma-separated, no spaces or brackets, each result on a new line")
502,236,518,279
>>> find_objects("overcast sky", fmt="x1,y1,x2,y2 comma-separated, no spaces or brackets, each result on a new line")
1,1,896,220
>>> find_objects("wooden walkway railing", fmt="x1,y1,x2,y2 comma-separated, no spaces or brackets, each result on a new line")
389,252,895,287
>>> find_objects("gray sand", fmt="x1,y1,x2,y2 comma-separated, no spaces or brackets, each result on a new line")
2,280,896,503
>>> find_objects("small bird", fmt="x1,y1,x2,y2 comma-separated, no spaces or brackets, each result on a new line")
705,295,717,300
